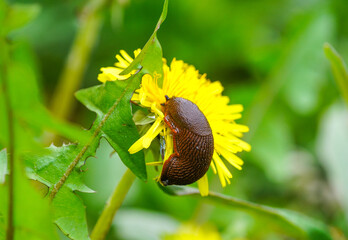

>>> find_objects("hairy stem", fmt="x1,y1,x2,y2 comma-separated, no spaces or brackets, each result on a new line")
90,169,135,240
2,39,14,240
50,0,107,120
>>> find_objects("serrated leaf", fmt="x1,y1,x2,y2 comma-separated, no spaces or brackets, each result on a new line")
26,144,94,193
324,43,348,105
32,2,169,237
159,185,332,240
25,143,96,239
76,75,146,181
0,152,59,240
1,15,90,239
53,187,89,240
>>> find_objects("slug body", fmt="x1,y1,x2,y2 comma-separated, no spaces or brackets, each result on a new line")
160,96,214,186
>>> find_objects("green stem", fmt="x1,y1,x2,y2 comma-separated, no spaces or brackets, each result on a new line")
90,169,135,240
1,38,14,240
50,0,107,120
172,187,294,224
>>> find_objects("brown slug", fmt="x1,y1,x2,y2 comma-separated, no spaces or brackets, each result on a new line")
160,96,214,186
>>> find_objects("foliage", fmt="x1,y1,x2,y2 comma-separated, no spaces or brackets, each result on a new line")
1,0,348,239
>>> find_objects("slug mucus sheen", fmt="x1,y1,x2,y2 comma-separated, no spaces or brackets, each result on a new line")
160,96,214,186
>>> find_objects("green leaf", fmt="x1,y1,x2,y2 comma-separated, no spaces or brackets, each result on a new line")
76,75,146,181
120,0,168,87
26,144,94,193
1,18,89,240
25,144,95,240
159,185,332,240
3,3,40,35
324,43,348,105
13,171,59,240
0,153,59,239
0,149,6,184
28,1,170,236
53,187,89,240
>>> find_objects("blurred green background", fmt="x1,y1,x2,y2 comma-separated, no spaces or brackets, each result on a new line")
7,0,348,239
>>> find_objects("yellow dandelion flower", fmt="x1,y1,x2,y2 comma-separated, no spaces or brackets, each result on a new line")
98,48,141,82
129,57,251,196
163,223,222,240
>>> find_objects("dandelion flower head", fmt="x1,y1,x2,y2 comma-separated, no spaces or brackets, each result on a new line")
163,223,222,240
98,49,141,82
98,49,251,196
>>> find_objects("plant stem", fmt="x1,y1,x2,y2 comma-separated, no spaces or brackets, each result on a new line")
174,187,286,221
50,0,107,120
90,169,135,240
2,39,14,240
